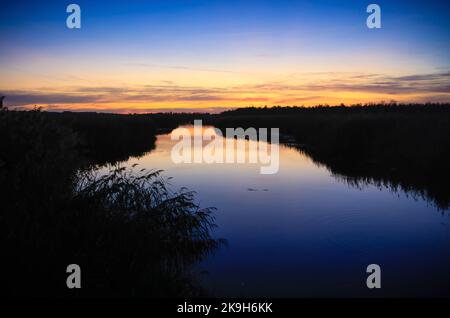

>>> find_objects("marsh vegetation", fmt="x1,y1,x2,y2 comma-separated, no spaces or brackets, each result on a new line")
0,109,221,296
1,103,449,297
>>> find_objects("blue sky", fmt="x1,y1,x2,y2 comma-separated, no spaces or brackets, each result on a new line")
1,0,449,111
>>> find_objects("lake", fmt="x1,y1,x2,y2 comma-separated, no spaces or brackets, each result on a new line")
114,125,450,297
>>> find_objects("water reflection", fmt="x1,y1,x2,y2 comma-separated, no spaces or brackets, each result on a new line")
293,145,450,211
119,126,450,297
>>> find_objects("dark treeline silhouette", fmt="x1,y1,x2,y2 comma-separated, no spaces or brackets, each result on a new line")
207,103,450,209
0,109,222,297
219,103,450,115
43,111,205,164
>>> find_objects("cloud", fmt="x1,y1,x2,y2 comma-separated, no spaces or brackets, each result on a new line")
2,71,449,109
273,95,323,104
394,72,450,82
1,91,104,105
1,85,258,106
12,104,234,114
239,71,450,95
73,87,130,94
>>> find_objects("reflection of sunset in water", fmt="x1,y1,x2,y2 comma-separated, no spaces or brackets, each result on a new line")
103,127,450,297
169,124,279,174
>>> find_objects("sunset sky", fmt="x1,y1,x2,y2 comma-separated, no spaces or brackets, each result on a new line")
1,0,449,113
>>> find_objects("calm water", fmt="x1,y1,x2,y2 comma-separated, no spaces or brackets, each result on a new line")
118,126,450,297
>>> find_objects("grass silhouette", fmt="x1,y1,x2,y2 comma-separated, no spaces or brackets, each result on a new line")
0,109,222,297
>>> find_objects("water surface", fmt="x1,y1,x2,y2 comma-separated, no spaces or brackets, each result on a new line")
118,126,450,297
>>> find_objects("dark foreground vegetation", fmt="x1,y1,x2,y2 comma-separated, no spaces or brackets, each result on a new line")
0,109,221,297
1,103,449,297
208,103,450,209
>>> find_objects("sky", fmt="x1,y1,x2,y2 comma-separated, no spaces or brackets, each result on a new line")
1,0,449,113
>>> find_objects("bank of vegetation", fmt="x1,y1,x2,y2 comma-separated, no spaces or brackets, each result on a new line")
0,109,221,297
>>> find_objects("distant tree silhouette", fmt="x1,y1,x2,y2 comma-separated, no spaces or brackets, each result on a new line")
0,96,4,109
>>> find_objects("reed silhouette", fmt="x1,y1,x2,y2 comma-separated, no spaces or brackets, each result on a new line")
0,109,222,297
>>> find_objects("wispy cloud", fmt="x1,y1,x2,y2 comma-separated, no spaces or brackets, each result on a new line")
240,72,450,95
12,104,233,114
2,91,104,105
2,71,449,110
